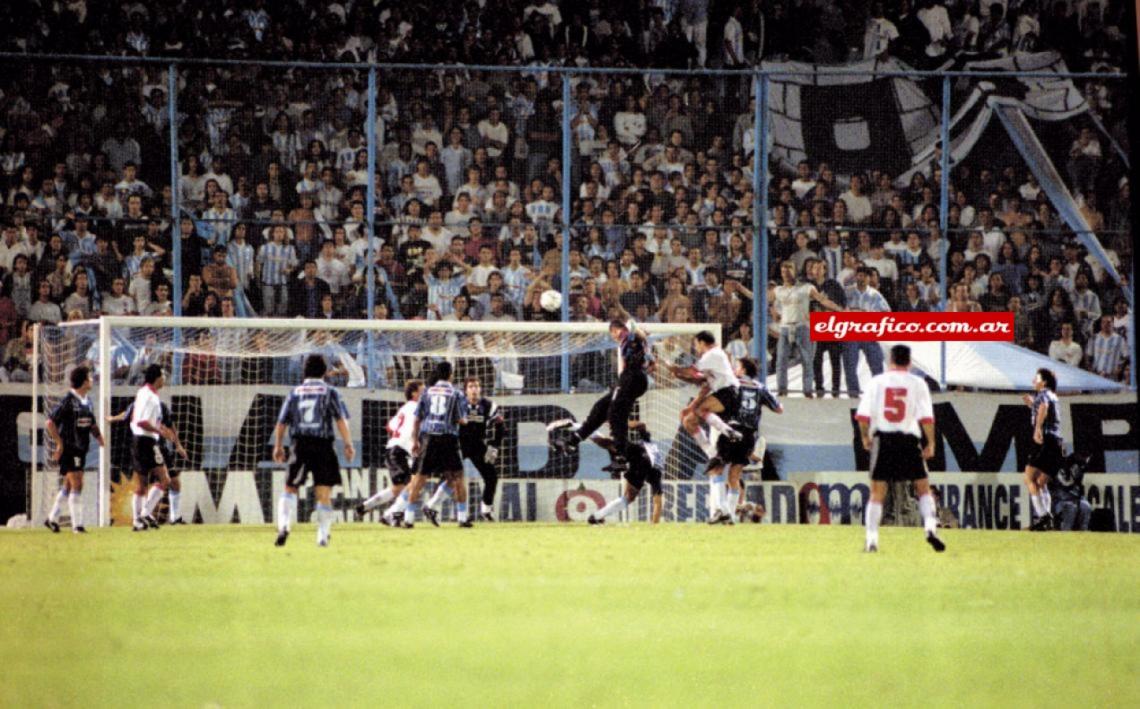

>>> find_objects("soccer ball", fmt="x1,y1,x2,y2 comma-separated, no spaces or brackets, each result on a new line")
540,289,562,312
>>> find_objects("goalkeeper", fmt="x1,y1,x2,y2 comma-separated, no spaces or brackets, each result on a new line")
426,377,506,524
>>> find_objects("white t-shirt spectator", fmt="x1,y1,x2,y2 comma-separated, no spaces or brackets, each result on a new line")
1047,338,1083,367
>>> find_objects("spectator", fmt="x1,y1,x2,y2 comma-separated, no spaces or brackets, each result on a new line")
843,267,889,396
28,280,62,324
1048,322,1083,367
1087,315,1127,381
288,260,332,319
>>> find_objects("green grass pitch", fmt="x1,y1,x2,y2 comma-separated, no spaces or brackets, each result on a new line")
2,523,1137,707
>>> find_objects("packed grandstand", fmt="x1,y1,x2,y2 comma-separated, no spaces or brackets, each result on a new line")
0,0,1132,389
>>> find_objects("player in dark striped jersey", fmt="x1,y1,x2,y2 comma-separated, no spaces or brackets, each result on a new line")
704,358,782,524
273,355,354,547
44,366,105,533
548,319,652,472
423,377,505,524
404,361,470,528
1023,367,1064,531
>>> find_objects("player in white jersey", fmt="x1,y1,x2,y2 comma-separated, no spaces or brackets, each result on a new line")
854,345,945,553
129,364,179,532
667,330,742,459
356,379,424,524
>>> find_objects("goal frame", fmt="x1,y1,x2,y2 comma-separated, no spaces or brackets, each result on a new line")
33,315,713,527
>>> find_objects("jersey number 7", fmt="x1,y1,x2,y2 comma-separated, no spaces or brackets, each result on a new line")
883,387,907,423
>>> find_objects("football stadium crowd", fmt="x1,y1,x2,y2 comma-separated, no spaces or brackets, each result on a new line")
0,0,1132,388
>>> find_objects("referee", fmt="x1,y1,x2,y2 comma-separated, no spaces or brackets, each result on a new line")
44,366,104,533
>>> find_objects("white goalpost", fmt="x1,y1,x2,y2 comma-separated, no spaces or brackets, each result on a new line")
30,316,716,528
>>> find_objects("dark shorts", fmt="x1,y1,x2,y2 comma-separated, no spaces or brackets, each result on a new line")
716,428,757,467
132,436,166,474
625,461,663,496
386,446,414,486
59,449,87,475
869,432,927,482
710,386,740,417
287,436,342,488
1028,435,1064,477
416,434,463,478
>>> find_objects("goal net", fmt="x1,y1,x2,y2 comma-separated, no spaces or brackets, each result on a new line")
31,317,717,527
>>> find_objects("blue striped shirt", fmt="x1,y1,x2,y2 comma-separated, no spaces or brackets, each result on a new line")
416,381,468,436
258,242,298,286
277,378,349,440
1031,390,1062,438
1088,332,1126,379
845,285,891,312
820,246,844,281
228,241,255,288
426,274,466,319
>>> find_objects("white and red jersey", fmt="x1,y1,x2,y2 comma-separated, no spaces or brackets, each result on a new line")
855,367,934,437
129,385,163,439
386,400,418,453
696,346,739,391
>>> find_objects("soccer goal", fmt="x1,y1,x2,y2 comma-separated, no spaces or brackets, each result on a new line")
30,316,717,527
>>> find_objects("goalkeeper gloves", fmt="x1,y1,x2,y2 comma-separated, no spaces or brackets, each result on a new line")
484,446,498,464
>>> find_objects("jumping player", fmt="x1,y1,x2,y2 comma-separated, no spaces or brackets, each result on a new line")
108,399,188,523
705,358,781,524
855,345,944,553
587,421,664,524
404,361,470,528
44,366,105,533
130,365,179,532
273,355,355,547
668,330,743,459
549,319,652,471
1023,367,1063,531
355,379,423,524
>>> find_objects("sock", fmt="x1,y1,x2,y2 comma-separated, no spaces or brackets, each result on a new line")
144,485,164,516
724,486,740,517
387,489,410,518
1030,491,1047,517
480,501,493,515
427,481,451,510
865,501,882,546
277,492,297,533
49,488,67,523
1039,488,1052,516
456,501,469,523
596,496,628,520
703,412,733,436
68,493,83,529
132,493,144,524
406,502,420,523
315,503,333,544
709,474,726,517
361,488,395,512
169,491,181,521
694,428,716,457
917,493,938,533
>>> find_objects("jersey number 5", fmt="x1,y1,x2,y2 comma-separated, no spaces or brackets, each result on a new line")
883,387,907,423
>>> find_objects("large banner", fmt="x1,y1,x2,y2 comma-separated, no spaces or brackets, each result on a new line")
76,469,1138,533
9,385,1137,481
